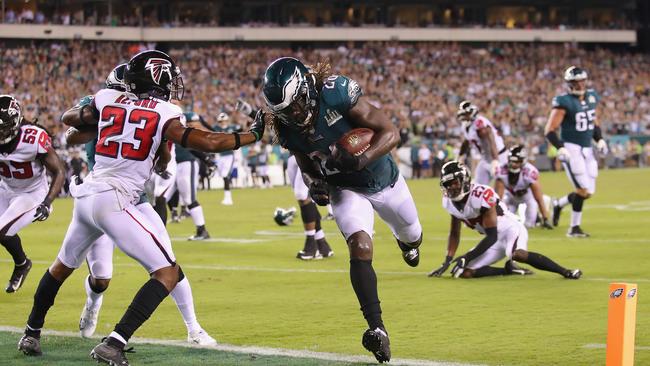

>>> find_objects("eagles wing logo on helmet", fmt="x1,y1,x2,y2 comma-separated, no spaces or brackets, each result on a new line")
145,58,173,85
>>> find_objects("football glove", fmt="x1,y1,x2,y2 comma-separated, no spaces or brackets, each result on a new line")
427,255,453,277
450,256,467,278
309,179,330,206
596,139,608,155
557,147,570,162
33,201,51,222
235,98,254,117
249,110,266,142
541,217,554,230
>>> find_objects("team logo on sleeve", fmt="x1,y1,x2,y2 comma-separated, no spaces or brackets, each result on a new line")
145,58,173,85
347,79,362,104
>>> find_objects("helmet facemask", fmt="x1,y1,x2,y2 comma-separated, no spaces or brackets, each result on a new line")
564,66,588,97
274,85,315,131
169,70,184,101
440,163,471,202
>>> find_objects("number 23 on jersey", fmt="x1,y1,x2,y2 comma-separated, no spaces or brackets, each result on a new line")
96,106,160,161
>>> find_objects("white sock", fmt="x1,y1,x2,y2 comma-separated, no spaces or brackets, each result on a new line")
170,277,201,334
188,205,206,226
315,230,325,240
327,204,334,216
84,275,104,312
224,190,232,200
570,211,582,227
304,229,316,236
109,331,127,345
558,195,571,208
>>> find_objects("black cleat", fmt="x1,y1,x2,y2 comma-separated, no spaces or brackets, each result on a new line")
552,199,562,227
566,226,590,238
18,334,42,356
90,338,133,366
505,260,534,276
563,269,582,279
316,238,334,258
188,228,210,241
397,241,419,267
362,327,391,363
297,237,322,260
6,258,32,293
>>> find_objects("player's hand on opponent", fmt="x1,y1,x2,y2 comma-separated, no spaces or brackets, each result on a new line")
235,98,253,117
249,110,266,142
557,147,570,162
450,256,467,278
596,139,608,155
541,217,553,230
427,255,453,277
309,179,330,206
33,201,51,222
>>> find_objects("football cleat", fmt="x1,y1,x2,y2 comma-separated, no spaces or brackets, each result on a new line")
6,258,32,293
296,237,322,260
79,306,100,338
316,238,334,258
505,260,534,276
362,327,391,363
323,213,335,221
552,199,562,227
170,210,180,223
563,269,582,279
221,197,233,206
566,226,590,238
18,334,42,356
188,228,210,241
90,338,133,366
187,329,218,346
397,241,419,267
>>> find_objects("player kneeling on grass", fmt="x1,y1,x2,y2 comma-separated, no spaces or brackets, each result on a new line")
428,161,582,280
17,50,264,366
262,57,424,363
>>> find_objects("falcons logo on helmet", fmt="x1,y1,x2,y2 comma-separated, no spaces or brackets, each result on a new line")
145,58,172,85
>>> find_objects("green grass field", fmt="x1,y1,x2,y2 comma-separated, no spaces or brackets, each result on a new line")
0,168,648,366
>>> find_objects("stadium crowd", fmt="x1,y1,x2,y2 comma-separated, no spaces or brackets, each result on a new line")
2,40,650,183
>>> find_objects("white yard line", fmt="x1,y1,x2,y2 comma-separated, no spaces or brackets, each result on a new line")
0,325,482,366
583,343,650,351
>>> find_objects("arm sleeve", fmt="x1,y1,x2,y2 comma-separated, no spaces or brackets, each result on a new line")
464,227,498,263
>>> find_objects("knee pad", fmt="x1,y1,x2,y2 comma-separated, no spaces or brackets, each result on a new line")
300,201,320,224
187,201,200,210
572,195,585,212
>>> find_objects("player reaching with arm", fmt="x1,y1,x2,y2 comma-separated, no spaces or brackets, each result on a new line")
61,64,217,346
428,161,582,280
262,57,423,363
494,145,553,229
457,101,506,185
18,50,264,365
0,96,64,293
545,66,606,237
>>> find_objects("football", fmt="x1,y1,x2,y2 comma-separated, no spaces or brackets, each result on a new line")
336,128,374,157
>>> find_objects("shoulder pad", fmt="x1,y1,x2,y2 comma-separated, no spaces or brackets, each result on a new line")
320,75,363,112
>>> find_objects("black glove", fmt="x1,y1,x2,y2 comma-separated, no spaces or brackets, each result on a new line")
309,179,330,206
541,218,553,230
427,255,453,277
450,256,467,278
325,144,369,172
33,201,51,222
249,110,266,142
155,169,171,180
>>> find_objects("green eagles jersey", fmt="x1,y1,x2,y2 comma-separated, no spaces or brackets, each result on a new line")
212,124,240,156
74,95,98,170
278,75,398,194
552,89,600,147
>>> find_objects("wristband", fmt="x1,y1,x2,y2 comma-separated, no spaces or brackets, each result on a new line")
181,127,194,148
233,133,241,150
545,131,564,149
593,125,603,142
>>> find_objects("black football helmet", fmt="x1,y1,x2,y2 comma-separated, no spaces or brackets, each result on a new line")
564,66,588,96
123,50,184,101
507,145,527,174
262,57,318,130
440,161,472,202
106,63,127,91
0,95,23,145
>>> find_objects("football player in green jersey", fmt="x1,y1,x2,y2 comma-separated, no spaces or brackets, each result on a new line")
262,57,424,363
545,66,608,237
212,112,240,205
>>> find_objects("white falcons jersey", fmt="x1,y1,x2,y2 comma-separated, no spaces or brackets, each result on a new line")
0,124,51,192
442,184,518,234
495,162,539,197
80,88,182,201
462,115,505,161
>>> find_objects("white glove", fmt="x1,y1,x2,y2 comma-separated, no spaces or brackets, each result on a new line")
557,147,570,162
491,159,500,176
235,98,253,117
596,139,608,155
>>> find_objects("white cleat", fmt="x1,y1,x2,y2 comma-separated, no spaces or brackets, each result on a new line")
187,329,218,346
79,306,99,338
221,198,233,206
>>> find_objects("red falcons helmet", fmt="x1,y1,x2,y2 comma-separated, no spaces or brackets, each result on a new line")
123,50,184,101
0,95,23,145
